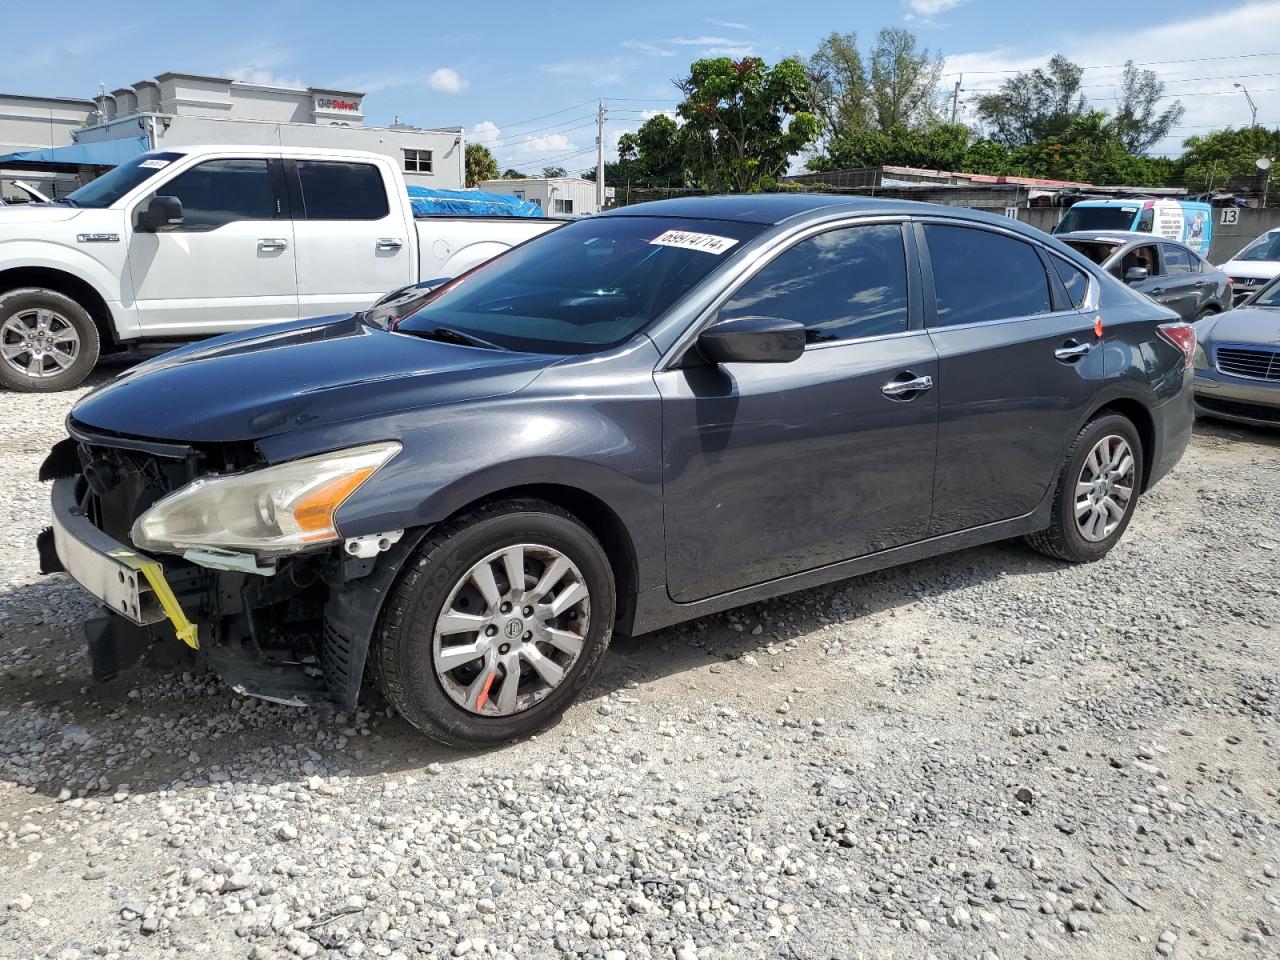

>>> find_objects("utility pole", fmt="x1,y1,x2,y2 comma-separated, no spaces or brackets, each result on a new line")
949,75,963,125
595,100,607,211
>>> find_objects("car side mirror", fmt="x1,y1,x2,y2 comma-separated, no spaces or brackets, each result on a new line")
137,195,183,232
696,315,805,365
1123,266,1149,283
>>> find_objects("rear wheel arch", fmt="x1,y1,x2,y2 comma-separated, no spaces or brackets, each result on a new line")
1083,397,1155,492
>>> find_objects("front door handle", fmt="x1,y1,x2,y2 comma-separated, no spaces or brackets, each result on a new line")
257,238,288,252
376,237,404,251
881,374,934,398
1055,340,1092,362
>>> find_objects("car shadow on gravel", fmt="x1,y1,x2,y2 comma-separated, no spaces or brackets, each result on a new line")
1193,416,1280,446
0,533,1063,801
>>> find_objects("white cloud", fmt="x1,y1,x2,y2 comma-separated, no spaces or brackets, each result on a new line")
904,0,963,19
946,1,1280,155
541,59,628,86
426,67,468,94
706,18,749,30
622,40,676,57
469,120,501,144
703,46,755,58
665,35,737,46
227,65,304,88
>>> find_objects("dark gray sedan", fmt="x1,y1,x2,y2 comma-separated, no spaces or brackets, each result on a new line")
39,196,1195,747
1058,230,1231,322
1193,275,1280,427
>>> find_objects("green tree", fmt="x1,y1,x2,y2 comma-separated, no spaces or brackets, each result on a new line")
1177,125,1280,194
975,54,1089,148
676,56,821,192
867,27,943,133
1110,61,1185,154
464,143,499,187
501,168,531,178
806,31,870,140
541,166,568,178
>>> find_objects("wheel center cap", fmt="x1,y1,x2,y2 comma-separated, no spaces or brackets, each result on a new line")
504,618,524,640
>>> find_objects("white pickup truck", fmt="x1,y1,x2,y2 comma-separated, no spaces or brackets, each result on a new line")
0,145,562,391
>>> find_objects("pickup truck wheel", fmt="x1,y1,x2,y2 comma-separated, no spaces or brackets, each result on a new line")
374,499,615,748
0,288,99,392
1025,413,1144,563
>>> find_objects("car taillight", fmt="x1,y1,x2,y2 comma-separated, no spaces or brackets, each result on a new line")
1158,322,1196,368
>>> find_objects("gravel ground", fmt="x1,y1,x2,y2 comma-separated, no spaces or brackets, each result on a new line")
0,369,1277,960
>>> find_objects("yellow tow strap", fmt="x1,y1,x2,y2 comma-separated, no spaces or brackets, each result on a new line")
138,561,200,650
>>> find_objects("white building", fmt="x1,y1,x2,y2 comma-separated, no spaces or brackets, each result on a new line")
481,177,609,216
0,72,464,195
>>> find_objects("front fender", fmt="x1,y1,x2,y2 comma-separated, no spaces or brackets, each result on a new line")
0,237,134,338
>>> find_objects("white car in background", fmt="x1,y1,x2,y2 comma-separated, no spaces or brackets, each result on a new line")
1219,228,1280,304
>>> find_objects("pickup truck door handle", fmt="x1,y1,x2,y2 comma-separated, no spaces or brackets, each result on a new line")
881,373,934,398
1054,340,1092,362
376,238,404,251
257,238,288,252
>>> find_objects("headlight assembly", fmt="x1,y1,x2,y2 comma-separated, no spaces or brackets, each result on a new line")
1192,341,1209,370
131,442,401,556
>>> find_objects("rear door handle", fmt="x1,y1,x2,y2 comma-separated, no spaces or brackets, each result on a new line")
881,374,934,398
257,238,288,251
1055,340,1092,362
376,238,404,251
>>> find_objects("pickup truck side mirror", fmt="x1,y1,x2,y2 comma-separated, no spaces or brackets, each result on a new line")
1123,265,1149,284
137,195,184,232
697,315,805,365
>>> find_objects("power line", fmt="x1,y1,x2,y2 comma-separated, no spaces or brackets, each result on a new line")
472,118,597,148
482,99,596,132
941,51,1280,77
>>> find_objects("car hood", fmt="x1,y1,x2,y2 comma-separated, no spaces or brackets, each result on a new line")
1197,305,1280,345
71,314,560,443
0,204,84,225
1220,259,1280,280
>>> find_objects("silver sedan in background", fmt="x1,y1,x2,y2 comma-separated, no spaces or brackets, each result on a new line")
1193,275,1280,427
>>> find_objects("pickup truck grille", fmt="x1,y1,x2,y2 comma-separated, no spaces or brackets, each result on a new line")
1215,344,1280,381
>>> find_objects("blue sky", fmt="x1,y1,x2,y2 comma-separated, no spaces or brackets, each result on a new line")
4,0,1279,169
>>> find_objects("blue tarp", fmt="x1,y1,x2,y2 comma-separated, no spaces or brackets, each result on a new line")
0,136,150,167
408,185,543,218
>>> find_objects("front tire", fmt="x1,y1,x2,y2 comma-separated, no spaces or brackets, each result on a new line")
0,288,100,392
1025,413,1144,563
374,499,615,747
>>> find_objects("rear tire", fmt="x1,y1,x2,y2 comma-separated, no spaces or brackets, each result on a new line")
374,498,615,748
1025,413,1144,563
0,287,99,392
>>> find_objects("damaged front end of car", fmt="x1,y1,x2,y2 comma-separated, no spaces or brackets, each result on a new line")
37,421,420,708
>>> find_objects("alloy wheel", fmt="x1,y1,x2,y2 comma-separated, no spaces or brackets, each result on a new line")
1074,434,1136,543
432,543,591,717
1,308,80,379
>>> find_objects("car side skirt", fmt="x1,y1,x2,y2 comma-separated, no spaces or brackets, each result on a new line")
627,497,1053,637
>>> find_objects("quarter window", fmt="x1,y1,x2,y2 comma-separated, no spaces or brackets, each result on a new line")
403,149,433,174
924,225,1051,327
719,223,910,343
1051,256,1091,309
295,161,389,220
155,158,274,231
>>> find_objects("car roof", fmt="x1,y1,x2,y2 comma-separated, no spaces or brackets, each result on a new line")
597,194,1057,238
1057,230,1199,252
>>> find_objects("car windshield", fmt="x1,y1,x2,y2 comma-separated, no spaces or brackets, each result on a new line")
61,152,186,208
1234,231,1280,262
396,215,766,354
1249,276,1280,306
1056,205,1139,233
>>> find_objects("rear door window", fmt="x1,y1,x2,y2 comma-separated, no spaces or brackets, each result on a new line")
294,161,390,220
924,224,1051,327
719,223,910,343
1162,244,1194,275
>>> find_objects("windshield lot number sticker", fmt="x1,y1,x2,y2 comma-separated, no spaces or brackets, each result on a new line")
139,159,171,169
650,230,738,254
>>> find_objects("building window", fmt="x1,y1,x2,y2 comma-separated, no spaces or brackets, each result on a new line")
553,198,574,214
513,190,525,201
403,149,433,174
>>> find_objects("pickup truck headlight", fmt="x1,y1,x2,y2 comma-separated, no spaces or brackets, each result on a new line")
131,442,401,556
